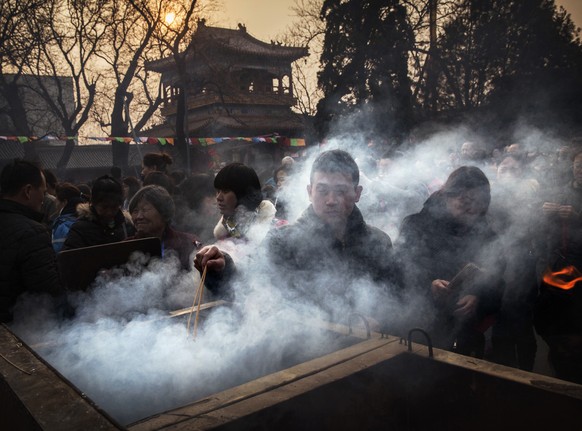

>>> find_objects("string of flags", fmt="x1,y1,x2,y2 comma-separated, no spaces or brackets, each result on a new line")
0,135,306,147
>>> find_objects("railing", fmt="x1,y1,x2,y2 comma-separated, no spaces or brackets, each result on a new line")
161,92,296,116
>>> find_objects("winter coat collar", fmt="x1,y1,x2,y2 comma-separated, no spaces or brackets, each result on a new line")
0,198,44,223
296,204,368,246
419,192,491,237
76,202,131,227
214,199,276,240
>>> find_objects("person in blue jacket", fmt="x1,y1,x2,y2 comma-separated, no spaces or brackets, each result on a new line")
52,182,87,252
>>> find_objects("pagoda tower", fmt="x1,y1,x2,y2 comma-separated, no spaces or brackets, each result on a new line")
146,21,309,139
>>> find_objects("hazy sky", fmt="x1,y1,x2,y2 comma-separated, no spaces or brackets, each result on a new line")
215,0,582,41
215,0,298,40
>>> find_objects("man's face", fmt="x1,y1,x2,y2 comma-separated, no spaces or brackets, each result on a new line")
377,158,393,178
461,142,478,159
497,157,521,181
276,170,288,188
307,171,362,229
29,174,47,213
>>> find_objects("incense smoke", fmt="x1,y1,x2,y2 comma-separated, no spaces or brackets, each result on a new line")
8,121,566,424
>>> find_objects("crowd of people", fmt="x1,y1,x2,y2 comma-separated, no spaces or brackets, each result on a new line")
2,141,582,386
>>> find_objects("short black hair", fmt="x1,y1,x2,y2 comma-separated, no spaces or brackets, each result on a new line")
109,166,122,180
440,166,491,211
55,182,82,202
143,171,174,194
43,169,58,189
442,166,490,195
273,164,291,183
142,152,173,173
0,159,44,196
91,175,123,205
310,150,360,185
122,176,141,202
214,163,262,210
179,173,215,211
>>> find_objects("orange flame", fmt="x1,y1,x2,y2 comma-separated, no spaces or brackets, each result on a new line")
543,266,582,290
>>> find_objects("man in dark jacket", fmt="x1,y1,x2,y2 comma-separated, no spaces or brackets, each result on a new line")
265,150,403,330
0,160,64,322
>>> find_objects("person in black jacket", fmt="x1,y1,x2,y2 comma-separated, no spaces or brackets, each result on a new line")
264,150,402,330
535,147,582,384
0,160,65,322
396,166,504,357
62,175,134,250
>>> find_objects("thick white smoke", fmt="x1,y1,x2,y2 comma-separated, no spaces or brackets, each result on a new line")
8,121,565,424
9,247,377,425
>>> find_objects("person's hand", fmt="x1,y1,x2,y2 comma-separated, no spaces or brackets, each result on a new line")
558,205,579,220
454,294,478,318
194,245,226,273
431,279,450,300
542,202,561,214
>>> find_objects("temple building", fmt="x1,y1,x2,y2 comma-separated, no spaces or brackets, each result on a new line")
146,21,309,140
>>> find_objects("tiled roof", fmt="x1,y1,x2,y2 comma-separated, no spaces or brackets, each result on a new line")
195,24,308,59
147,24,308,71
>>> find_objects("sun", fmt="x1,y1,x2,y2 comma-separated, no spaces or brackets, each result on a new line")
165,12,176,25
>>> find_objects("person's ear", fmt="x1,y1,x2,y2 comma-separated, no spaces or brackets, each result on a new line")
307,184,312,202
23,184,33,200
354,185,363,203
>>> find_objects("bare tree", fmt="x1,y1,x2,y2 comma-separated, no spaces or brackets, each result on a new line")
91,0,217,171
0,0,52,160
145,0,209,172
281,0,325,117
21,0,107,172
402,0,464,115
93,0,168,170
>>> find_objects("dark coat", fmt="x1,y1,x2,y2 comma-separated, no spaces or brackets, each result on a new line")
541,181,582,266
0,199,64,322
535,182,582,339
129,227,200,271
127,227,234,299
396,193,504,350
534,182,582,383
162,227,200,271
62,203,134,251
265,205,402,327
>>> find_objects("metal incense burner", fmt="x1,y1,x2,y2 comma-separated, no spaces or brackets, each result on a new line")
2,312,582,431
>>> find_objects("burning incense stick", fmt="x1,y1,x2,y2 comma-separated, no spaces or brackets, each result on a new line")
448,263,483,292
187,265,207,339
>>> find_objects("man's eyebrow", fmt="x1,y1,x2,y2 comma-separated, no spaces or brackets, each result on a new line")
315,183,350,190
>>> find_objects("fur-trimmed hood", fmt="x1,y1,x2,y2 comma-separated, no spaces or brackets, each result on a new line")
62,203,135,250
76,202,133,225
214,199,276,241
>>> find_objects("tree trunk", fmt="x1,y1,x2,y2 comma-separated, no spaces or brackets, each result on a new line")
56,138,76,177
4,81,37,162
174,84,189,172
110,89,130,173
